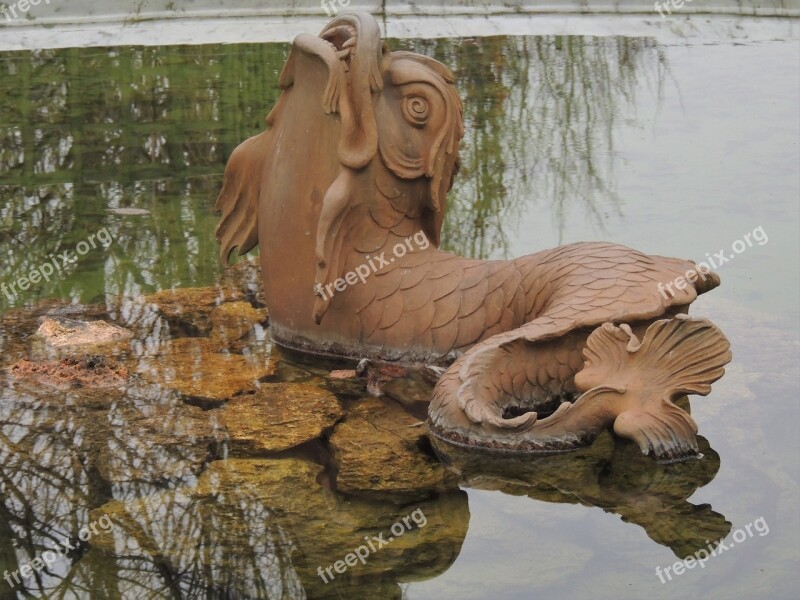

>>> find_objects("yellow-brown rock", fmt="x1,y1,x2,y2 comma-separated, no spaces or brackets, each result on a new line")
139,286,244,336
209,301,268,343
221,383,344,453
329,397,456,499
134,337,275,405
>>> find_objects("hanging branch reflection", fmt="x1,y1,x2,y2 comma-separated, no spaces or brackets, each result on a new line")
399,35,669,257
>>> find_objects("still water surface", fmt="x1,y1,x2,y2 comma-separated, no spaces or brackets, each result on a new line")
0,20,798,600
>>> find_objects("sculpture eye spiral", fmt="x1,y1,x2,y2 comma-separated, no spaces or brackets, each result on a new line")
402,96,429,127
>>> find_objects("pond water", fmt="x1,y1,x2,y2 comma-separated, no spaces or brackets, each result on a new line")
0,17,798,600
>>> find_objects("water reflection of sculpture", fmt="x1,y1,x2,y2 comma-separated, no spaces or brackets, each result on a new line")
432,429,731,559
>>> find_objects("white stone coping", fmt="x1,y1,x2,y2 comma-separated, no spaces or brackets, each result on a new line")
0,1,796,50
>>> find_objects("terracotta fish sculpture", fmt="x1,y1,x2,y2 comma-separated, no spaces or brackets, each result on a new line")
216,12,731,460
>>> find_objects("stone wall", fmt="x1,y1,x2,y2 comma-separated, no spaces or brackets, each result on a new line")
0,0,796,27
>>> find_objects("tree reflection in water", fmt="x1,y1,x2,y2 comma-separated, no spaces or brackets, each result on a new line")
403,35,669,256
0,302,470,599
0,36,670,307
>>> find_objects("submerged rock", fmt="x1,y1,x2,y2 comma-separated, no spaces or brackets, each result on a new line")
0,305,49,368
134,337,277,406
92,396,223,484
381,369,436,407
220,383,344,453
209,301,268,343
139,286,245,336
10,355,128,389
0,302,113,368
0,375,224,493
329,397,456,499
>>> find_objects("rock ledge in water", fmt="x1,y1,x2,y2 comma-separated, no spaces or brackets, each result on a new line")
330,397,456,499
221,383,344,453
135,338,276,405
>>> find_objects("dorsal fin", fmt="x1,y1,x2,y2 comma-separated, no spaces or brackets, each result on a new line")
215,130,272,265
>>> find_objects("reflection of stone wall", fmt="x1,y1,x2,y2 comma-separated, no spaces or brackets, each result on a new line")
2,0,796,26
